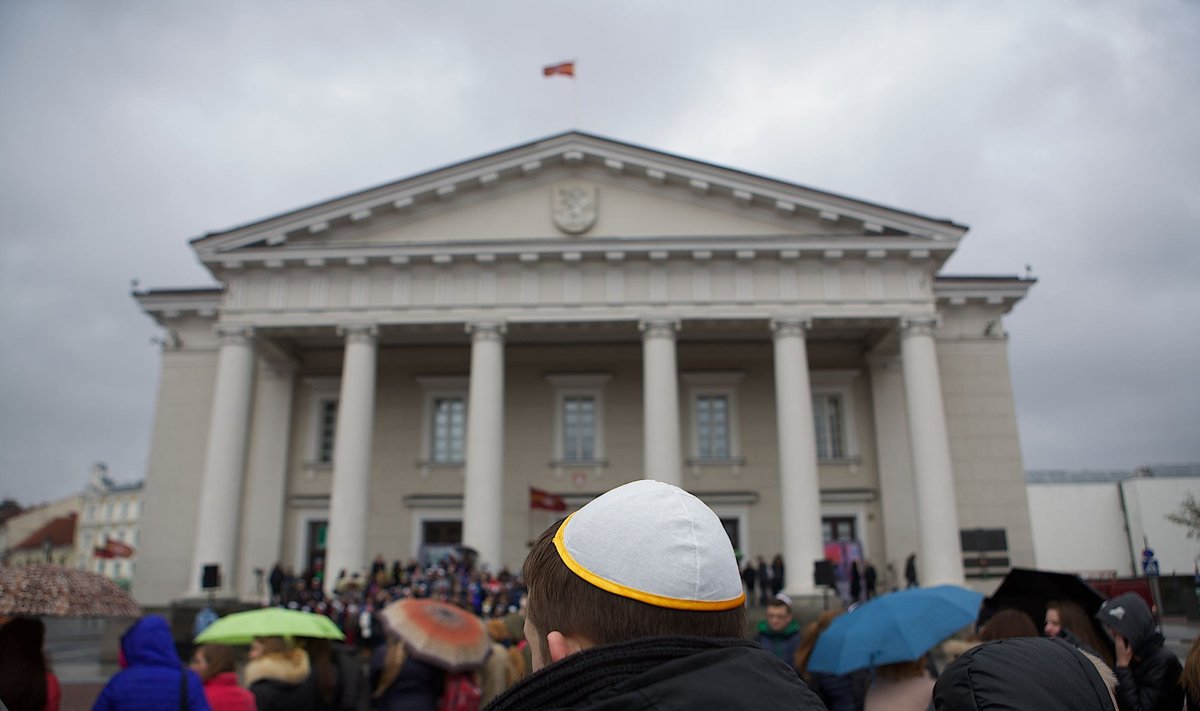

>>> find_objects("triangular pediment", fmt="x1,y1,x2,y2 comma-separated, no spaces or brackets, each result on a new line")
192,132,966,264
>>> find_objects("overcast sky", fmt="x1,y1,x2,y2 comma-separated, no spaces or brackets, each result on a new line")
2,1,1197,504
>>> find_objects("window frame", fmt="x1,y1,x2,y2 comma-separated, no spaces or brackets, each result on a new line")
809,370,861,463
682,371,745,467
303,377,340,470
546,373,610,468
416,375,470,469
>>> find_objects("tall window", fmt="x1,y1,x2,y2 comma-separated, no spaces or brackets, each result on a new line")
317,399,338,463
562,396,596,462
695,394,731,460
812,394,845,460
431,397,466,463
119,500,128,520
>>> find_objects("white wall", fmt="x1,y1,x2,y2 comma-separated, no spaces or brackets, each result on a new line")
1027,483,1133,576
1122,478,1200,576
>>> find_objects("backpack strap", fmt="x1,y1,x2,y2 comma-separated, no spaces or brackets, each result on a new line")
180,668,188,711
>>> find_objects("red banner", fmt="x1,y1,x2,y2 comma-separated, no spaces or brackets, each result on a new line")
530,487,567,512
543,61,575,78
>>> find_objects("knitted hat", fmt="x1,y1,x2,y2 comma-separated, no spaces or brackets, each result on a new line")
553,480,746,611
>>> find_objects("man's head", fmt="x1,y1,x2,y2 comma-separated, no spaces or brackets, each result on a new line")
522,480,746,671
765,595,794,632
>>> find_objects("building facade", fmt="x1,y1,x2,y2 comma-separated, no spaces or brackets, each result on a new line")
132,132,1035,606
74,463,143,587
0,494,81,567
1028,464,1200,578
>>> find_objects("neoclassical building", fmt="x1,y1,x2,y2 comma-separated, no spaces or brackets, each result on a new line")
133,132,1035,606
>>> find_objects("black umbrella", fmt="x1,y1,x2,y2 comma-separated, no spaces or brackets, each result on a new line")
985,567,1112,660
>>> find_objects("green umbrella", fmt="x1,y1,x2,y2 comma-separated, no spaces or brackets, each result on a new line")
194,607,345,645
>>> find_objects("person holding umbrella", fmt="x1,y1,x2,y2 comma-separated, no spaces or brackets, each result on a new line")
244,636,317,711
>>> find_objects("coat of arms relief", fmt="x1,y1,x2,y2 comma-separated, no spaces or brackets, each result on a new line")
551,182,598,235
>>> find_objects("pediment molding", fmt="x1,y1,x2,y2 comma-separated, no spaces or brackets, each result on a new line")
192,132,967,264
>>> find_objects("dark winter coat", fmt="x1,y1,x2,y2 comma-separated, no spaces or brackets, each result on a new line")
1096,592,1184,711
755,619,802,670
92,615,211,711
483,635,825,710
934,636,1117,710
246,649,317,711
810,669,868,711
368,645,444,711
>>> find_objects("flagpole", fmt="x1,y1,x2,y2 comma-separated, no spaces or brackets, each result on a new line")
572,60,579,129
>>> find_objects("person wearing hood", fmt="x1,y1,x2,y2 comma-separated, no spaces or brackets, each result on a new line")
92,615,211,711
484,480,825,711
1096,592,1184,711
934,636,1118,710
755,593,802,671
245,636,317,711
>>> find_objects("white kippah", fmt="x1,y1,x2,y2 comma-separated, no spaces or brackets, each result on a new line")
553,479,746,610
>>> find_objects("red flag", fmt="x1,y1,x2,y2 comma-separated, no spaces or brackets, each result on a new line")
93,545,116,559
543,61,575,78
530,487,567,512
106,538,135,559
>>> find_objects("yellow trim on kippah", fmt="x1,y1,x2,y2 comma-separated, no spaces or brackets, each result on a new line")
553,512,747,611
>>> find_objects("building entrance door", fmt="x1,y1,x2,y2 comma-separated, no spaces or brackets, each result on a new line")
420,520,462,566
305,520,327,578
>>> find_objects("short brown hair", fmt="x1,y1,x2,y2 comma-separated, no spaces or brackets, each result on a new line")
979,609,1038,641
522,518,746,662
197,644,238,678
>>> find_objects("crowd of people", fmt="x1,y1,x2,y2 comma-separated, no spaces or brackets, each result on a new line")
2,478,1198,711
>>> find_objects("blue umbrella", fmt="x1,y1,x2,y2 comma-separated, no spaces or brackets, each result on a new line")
807,584,983,674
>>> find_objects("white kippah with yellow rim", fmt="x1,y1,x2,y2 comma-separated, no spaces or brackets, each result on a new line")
553,479,746,611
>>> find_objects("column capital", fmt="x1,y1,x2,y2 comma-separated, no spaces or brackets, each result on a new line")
215,325,254,347
466,321,506,342
638,318,680,340
769,317,812,339
900,316,941,338
337,324,378,344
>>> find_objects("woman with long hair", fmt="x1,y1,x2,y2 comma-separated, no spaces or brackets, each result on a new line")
190,644,256,711
0,618,60,711
370,636,444,711
793,609,866,711
1044,600,1114,667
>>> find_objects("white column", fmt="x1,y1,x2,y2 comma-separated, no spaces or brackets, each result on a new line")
900,317,965,586
190,326,256,596
462,322,506,570
771,319,824,595
238,359,296,602
324,325,378,593
640,319,682,485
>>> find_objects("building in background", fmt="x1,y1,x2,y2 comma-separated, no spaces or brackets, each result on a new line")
74,463,143,588
6,512,77,567
1027,463,1200,577
132,132,1036,606
0,493,82,566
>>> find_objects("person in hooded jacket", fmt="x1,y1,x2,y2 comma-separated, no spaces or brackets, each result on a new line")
1095,592,1184,711
935,636,1118,710
92,615,211,711
245,636,317,711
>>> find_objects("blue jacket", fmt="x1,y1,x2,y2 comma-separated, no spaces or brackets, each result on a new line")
93,615,211,711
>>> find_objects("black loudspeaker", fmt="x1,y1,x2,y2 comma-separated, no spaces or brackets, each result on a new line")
201,564,221,590
813,560,836,588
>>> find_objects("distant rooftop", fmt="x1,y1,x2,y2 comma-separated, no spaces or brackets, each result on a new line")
1027,462,1200,484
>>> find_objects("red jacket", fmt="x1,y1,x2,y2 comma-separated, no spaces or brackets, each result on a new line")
203,672,257,711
